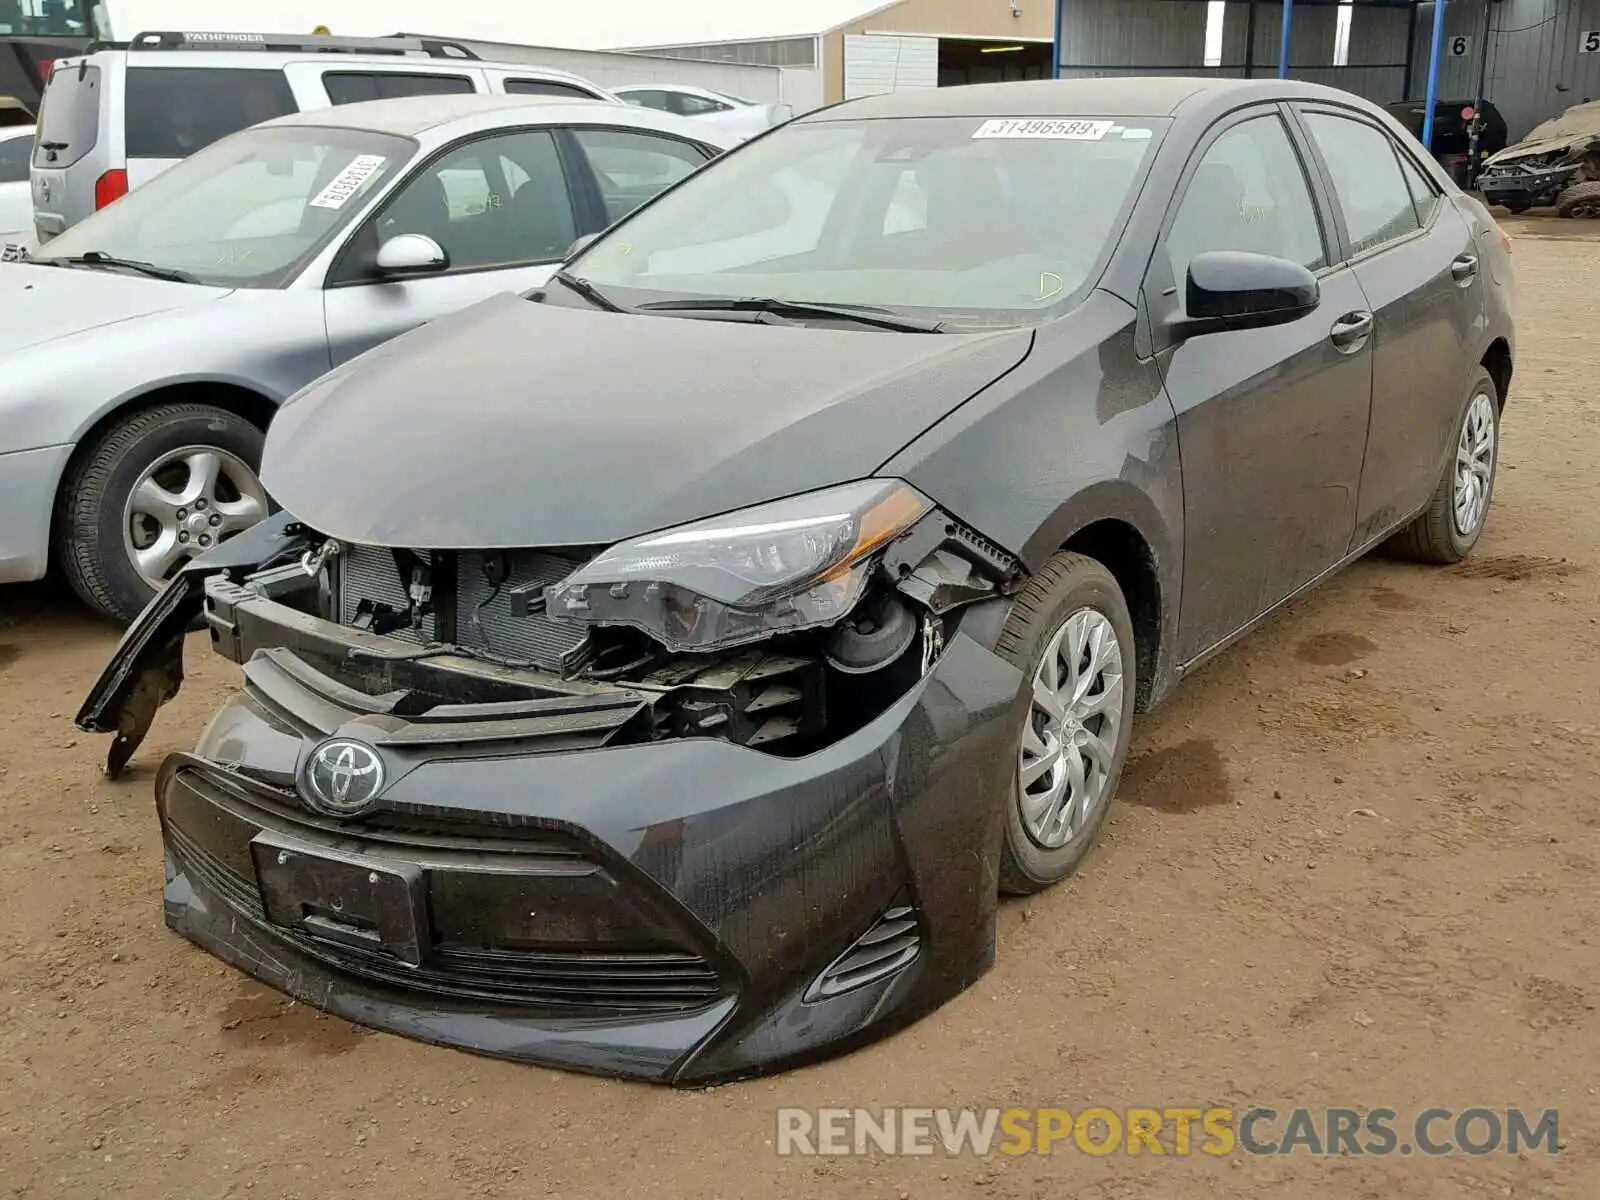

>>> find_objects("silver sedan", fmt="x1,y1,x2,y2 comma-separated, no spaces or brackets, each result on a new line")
0,93,732,622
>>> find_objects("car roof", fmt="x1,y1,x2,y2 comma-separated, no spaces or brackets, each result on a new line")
261,92,739,146
808,76,1372,121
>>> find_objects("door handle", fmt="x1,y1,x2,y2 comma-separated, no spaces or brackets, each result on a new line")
1329,311,1374,351
1451,254,1479,283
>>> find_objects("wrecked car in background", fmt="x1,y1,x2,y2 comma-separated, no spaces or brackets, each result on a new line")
78,76,1514,1084
1477,99,1600,216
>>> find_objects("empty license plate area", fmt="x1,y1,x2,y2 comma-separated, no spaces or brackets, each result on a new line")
251,832,427,966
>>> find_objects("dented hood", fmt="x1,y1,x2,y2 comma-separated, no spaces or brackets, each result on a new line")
263,293,1033,548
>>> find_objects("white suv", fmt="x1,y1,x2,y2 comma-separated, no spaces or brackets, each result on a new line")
29,29,622,241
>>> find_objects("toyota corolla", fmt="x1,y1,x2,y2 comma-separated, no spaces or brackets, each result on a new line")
78,77,1514,1084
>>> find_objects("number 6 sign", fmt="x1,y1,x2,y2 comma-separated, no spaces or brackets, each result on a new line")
1449,35,1472,58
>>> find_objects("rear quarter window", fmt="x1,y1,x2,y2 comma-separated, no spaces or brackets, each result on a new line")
33,61,101,168
125,67,296,159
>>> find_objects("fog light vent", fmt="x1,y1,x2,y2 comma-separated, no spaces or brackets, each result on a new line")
803,895,921,1002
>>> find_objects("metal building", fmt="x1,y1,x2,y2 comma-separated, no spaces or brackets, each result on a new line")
1052,0,1600,140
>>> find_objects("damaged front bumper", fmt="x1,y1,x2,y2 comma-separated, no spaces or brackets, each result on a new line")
76,514,1029,1083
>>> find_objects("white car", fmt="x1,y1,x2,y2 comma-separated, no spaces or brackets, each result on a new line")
614,84,791,144
0,125,34,244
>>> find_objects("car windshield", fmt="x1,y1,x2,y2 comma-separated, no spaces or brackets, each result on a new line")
570,115,1165,327
31,124,416,287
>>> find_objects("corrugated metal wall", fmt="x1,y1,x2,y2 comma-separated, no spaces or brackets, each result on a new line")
1409,0,1600,138
1055,0,1412,104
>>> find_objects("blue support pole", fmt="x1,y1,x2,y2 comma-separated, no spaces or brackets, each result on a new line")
1052,0,1063,79
1278,0,1294,79
1422,0,1448,149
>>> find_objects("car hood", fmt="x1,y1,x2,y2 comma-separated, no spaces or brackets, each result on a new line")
263,293,1034,548
0,261,229,355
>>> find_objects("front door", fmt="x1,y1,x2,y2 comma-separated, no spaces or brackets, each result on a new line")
1146,105,1375,663
322,126,582,366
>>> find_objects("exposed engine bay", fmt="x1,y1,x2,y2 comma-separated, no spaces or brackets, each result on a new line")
168,502,1025,769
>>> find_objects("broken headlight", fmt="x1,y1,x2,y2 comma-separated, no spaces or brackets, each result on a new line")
544,480,932,653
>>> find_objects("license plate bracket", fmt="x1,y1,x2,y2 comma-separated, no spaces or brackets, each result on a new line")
251,832,426,966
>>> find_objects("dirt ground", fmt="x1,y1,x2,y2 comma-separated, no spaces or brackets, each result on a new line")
2,218,1598,1199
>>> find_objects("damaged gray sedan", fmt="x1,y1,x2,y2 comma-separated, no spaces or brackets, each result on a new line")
79,77,1514,1083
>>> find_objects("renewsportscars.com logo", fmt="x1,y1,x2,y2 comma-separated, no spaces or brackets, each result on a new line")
774,1107,1560,1158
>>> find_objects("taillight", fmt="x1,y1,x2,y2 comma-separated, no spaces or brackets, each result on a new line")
94,169,128,210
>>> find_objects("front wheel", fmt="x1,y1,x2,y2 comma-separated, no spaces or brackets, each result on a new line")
1387,368,1500,565
994,553,1137,895
56,403,270,624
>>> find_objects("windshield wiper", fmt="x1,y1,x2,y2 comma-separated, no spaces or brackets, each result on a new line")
637,297,945,333
550,270,631,313
51,251,199,285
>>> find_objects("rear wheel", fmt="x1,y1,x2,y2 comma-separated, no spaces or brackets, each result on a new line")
1386,368,1499,565
1555,180,1600,219
56,403,270,624
994,553,1136,895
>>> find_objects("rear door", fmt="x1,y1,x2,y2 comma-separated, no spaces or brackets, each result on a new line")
122,65,297,190
1292,104,1484,546
321,125,588,366
28,58,101,238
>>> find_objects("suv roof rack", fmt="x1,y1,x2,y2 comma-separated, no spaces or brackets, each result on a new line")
125,31,480,60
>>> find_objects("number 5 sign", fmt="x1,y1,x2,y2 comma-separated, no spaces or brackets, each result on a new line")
1448,34,1472,58
1581,30,1600,54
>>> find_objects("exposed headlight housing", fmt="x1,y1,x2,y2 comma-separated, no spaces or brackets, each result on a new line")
544,480,932,653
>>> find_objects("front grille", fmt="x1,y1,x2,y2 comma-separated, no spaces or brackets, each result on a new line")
166,819,724,1013
336,544,592,672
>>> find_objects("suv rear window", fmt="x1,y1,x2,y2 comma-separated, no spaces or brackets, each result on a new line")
33,61,101,169
125,67,296,159
323,72,475,104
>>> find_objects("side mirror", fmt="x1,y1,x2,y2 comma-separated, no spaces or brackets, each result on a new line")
374,233,448,278
565,232,600,260
1171,250,1320,340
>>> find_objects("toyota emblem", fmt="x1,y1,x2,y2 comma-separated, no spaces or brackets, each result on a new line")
300,739,385,816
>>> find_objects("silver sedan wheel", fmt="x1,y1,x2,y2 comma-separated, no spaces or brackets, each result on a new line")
122,445,269,589
1453,391,1496,538
1018,607,1126,850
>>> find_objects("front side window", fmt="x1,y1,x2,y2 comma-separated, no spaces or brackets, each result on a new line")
1303,112,1421,255
1166,114,1327,282
323,72,475,105
674,93,731,116
30,124,414,286
570,115,1164,327
619,90,671,112
571,127,709,222
371,128,576,269
124,67,296,159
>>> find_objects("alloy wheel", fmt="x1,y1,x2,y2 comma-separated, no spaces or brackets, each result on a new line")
122,445,269,589
1453,392,1496,538
1018,607,1126,850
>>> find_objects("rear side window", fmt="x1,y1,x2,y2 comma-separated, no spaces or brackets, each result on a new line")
503,78,597,99
0,135,30,183
33,62,101,168
1302,112,1421,255
324,72,475,105
1397,149,1441,225
125,67,296,159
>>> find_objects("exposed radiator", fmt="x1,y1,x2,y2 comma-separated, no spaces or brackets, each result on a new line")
337,545,592,673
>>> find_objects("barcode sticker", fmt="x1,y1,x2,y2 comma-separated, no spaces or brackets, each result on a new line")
971,118,1116,141
308,154,388,210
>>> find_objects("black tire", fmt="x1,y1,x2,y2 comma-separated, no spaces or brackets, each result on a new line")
1501,202,1531,215
1554,180,1600,219
55,404,267,624
1386,368,1500,565
994,552,1137,895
